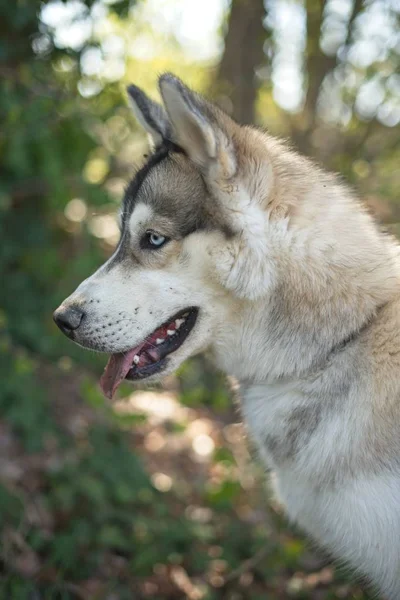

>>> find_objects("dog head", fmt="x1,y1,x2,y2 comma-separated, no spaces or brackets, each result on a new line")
54,74,278,397
54,74,398,392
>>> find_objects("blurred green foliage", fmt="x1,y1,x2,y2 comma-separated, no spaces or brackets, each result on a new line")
0,3,266,597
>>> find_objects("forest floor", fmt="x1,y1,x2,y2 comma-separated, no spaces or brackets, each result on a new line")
0,361,372,600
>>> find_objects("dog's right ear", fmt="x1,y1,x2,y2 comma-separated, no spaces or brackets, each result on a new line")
127,84,170,147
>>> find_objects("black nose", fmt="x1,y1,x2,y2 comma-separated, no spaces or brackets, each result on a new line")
53,305,84,336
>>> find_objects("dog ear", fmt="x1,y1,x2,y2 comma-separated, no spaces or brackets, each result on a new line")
158,73,236,179
127,84,170,147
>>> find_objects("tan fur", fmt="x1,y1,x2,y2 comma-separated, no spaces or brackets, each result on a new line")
55,74,400,598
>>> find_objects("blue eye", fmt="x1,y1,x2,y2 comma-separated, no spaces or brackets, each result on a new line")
149,232,165,246
142,231,169,249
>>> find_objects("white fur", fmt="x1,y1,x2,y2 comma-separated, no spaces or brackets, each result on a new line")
56,74,400,598
128,202,153,237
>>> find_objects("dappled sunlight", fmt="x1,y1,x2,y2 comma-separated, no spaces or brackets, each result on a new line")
144,430,166,452
3,0,398,596
151,472,173,492
83,156,109,184
104,176,126,199
192,433,215,457
41,0,92,51
64,198,88,223
118,389,188,424
88,214,119,243
113,386,261,514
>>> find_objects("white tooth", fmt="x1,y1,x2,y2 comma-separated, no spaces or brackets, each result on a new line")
156,338,164,345
133,355,140,364
167,329,175,336
175,318,185,328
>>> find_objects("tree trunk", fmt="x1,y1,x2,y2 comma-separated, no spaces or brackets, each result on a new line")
217,0,266,125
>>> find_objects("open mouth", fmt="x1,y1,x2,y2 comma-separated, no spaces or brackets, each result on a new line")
100,307,199,399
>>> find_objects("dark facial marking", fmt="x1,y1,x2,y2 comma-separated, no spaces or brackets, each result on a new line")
122,144,171,228
107,140,236,272
105,143,184,271
137,152,210,239
103,227,134,272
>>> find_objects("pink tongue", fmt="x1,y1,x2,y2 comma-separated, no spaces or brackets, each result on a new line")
99,322,176,399
100,345,144,400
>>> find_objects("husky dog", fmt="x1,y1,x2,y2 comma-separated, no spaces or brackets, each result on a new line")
54,74,400,598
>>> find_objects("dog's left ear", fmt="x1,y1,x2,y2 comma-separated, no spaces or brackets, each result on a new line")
159,74,236,179
127,84,170,147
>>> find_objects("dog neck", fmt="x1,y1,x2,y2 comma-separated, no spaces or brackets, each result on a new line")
236,301,386,394
211,227,400,385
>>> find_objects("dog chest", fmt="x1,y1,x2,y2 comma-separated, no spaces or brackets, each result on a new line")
239,380,360,483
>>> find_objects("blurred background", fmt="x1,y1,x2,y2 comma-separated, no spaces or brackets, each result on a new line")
1,0,399,598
